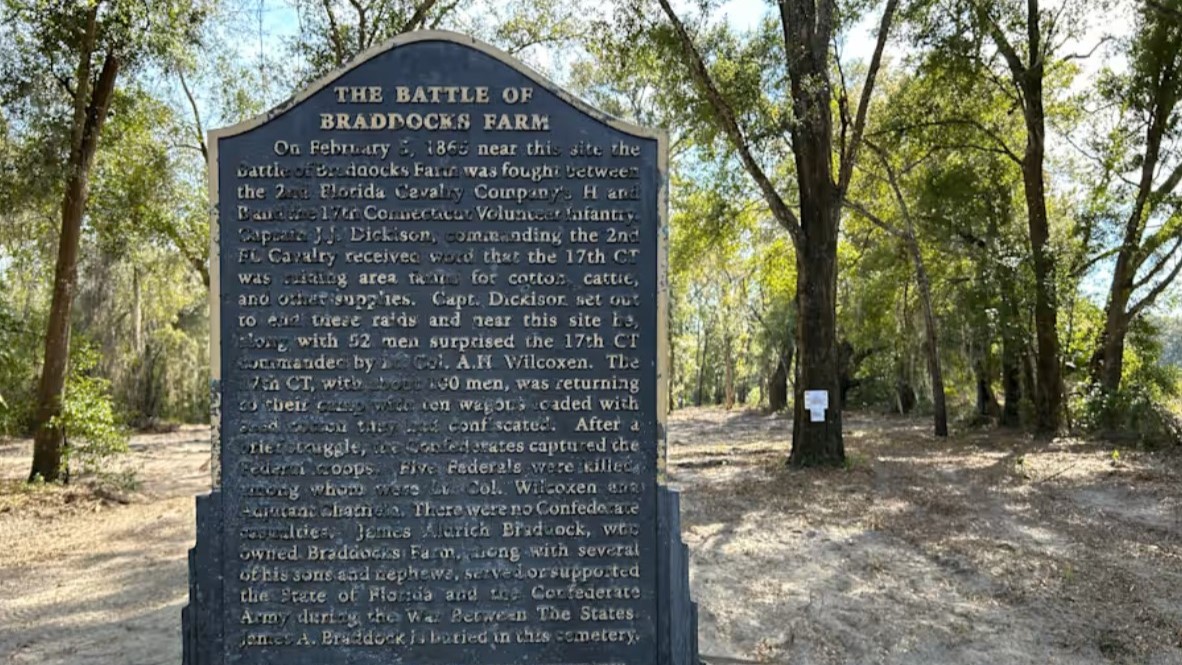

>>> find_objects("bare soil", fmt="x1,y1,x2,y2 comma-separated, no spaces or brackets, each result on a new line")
0,411,1179,664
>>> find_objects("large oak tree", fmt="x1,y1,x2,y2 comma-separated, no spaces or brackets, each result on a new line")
653,0,899,465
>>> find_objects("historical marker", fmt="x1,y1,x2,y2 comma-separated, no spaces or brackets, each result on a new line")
184,31,698,665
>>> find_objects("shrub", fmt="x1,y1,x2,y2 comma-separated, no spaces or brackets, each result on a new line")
49,342,130,479
1079,320,1181,448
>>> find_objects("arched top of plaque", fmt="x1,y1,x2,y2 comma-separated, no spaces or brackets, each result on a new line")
208,30,666,144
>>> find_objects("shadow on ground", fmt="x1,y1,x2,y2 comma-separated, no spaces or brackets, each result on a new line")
670,408,1182,665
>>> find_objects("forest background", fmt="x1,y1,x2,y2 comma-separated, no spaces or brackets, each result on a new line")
2,0,1181,483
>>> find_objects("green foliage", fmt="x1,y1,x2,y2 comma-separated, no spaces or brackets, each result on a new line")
0,286,43,435
0,0,1180,456
1078,318,1181,447
287,0,586,88
50,341,129,478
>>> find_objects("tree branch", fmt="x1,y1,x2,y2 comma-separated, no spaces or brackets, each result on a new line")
402,0,441,32
834,34,851,173
319,0,347,66
871,117,1023,165
161,223,211,287
1146,0,1182,22
345,0,368,52
656,0,801,243
68,4,100,157
1061,36,1114,62
177,67,207,163
1155,159,1182,200
837,0,899,196
428,0,461,29
1130,249,1182,319
84,53,121,155
973,1,1027,81
844,197,907,240
1133,234,1182,291
1027,0,1041,69
53,73,76,100
864,138,917,239
1073,245,1121,278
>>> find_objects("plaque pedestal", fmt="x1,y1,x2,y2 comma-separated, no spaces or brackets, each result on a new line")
182,487,700,665
183,27,699,665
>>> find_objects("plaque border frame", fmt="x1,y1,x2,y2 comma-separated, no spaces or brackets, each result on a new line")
203,29,674,663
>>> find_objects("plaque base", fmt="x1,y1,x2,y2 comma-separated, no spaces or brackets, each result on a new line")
182,487,700,665
182,491,224,665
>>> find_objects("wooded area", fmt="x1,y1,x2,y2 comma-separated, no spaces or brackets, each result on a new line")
1,0,1181,483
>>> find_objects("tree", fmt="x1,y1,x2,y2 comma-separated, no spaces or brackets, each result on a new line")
289,0,584,85
3,0,208,482
846,136,949,436
289,0,448,81
923,0,1109,432
1087,0,1182,398
650,0,899,465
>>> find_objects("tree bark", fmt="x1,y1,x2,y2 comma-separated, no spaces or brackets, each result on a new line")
993,311,1021,429
1020,345,1037,423
1021,87,1062,433
910,244,948,436
28,48,120,483
695,324,707,407
783,0,844,467
723,336,735,410
974,358,1000,419
1094,294,1130,394
790,221,843,466
132,266,143,353
996,338,1020,427
768,347,790,412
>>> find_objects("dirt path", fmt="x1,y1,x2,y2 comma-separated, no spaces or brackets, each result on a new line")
671,409,1182,665
0,428,210,665
0,412,1179,664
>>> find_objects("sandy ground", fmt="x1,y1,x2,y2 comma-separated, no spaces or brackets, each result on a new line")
0,411,1180,664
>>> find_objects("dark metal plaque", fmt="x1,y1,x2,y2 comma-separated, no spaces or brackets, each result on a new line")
201,33,669,665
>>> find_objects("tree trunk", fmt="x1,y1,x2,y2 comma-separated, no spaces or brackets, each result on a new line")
783,0,843,467
1021,347,1037,422
975,360,1000,418
1089,305,1129,430
133,266,143,352
1097,322,1127,393
1021,69,1062,434
1001,350,1022,427
768,348,790,412
723,337,735,410
909,240,948,436
837,340,857,408
695,325,708,407
28,50,120,483
790,220,843,466
994,278,1022,426
1092,255,1134,395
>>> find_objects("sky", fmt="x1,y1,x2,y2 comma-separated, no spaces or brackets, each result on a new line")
233,0,789,80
